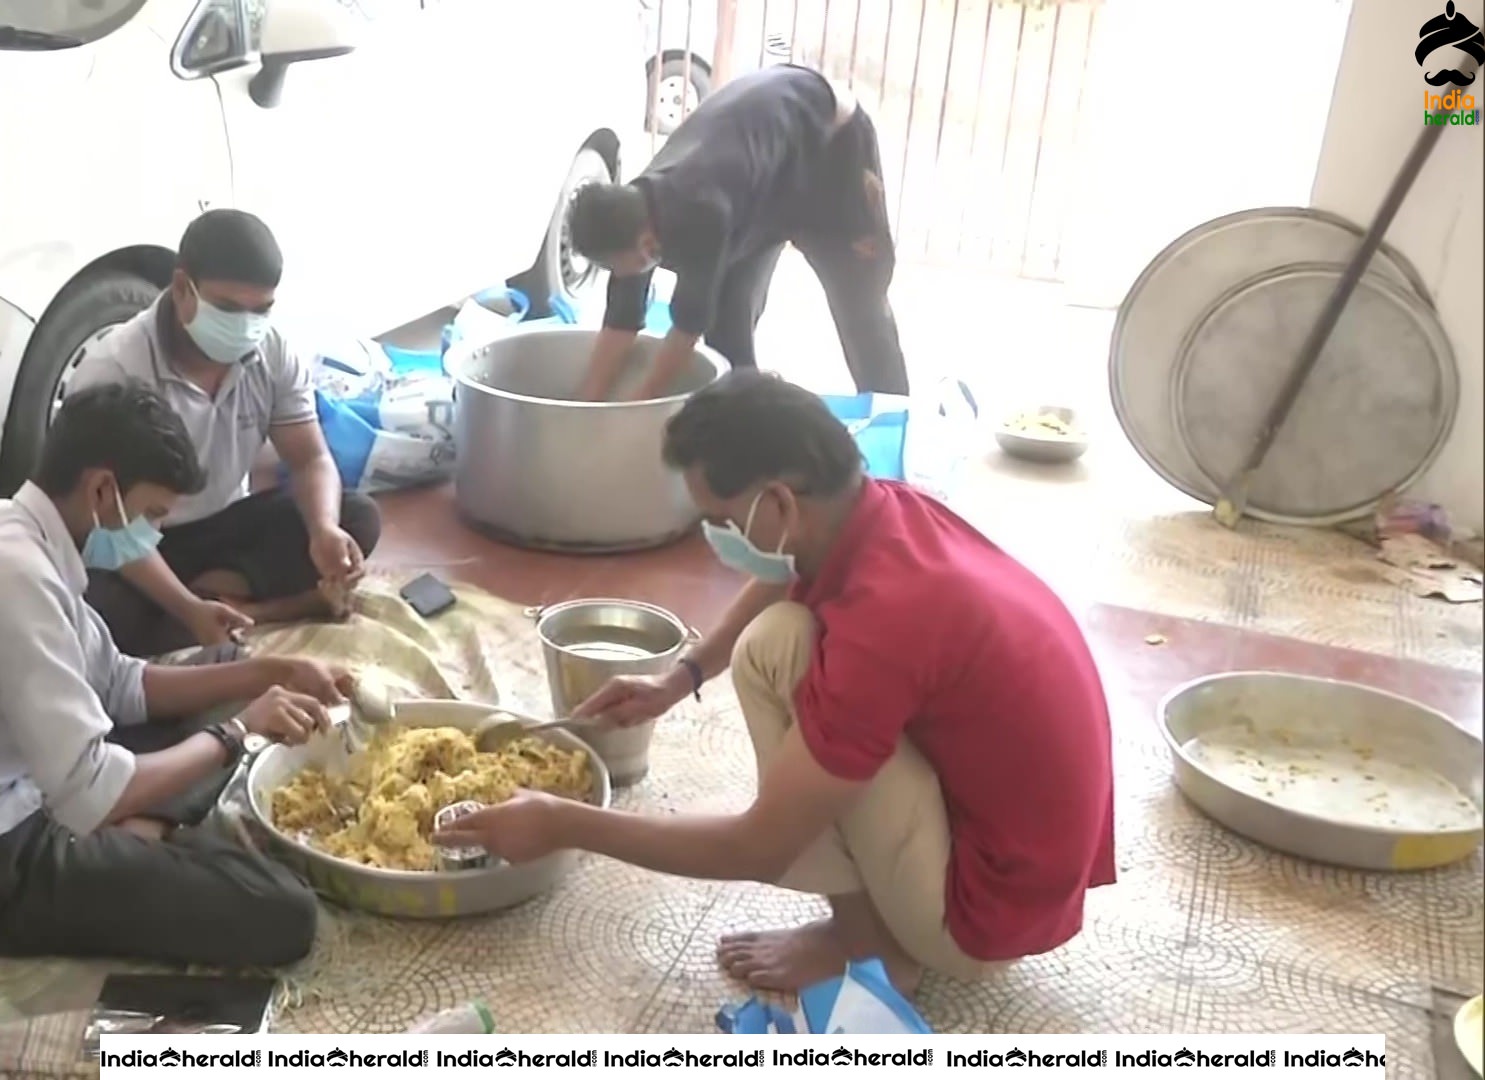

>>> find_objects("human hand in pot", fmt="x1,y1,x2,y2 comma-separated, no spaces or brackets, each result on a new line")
433,790,565,864
572,670,690,728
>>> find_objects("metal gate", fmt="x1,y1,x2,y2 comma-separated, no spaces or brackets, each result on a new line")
643,0,1103,281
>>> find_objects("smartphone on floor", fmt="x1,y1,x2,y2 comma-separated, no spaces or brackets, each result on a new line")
400,573,457,618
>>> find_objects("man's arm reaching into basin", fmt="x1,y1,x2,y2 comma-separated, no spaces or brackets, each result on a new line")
436,724,859,881
577,327,637,401
577,265,652,401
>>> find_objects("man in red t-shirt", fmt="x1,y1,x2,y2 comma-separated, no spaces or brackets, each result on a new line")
436,372,1116,994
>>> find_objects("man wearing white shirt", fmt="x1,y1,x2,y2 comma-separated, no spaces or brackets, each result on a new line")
0,383,346,966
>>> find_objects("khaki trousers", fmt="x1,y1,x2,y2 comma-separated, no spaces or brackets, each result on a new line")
731,602,997,981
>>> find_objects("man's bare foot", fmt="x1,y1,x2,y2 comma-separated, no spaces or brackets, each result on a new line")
717,920,849,992
716,918,924,996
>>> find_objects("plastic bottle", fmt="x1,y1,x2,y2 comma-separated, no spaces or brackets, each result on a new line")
406,1001,496,1035
903,377,980,503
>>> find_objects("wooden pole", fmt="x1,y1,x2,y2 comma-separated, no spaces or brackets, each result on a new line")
713,0,738,87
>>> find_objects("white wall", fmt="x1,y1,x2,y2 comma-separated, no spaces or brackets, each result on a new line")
1311,0,1485,534
1061,0,1353,307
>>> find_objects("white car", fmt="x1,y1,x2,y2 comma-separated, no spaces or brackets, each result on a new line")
639,0,790,135
0,0,641,492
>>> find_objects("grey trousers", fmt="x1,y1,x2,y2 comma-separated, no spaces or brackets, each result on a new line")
0,646,318,967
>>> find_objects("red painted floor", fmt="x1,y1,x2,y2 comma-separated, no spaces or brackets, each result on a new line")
371,484,1483,739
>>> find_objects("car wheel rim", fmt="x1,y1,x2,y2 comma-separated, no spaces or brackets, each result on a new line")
656,75,698,130
49,323,121,422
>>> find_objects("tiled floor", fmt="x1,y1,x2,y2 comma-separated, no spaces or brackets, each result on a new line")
2,482,1478,1071
371,483,1483,736
321,493,1481,1065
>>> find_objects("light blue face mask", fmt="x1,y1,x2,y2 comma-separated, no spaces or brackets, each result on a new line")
701,490,797,585
81,482,164,572
183,282,271,365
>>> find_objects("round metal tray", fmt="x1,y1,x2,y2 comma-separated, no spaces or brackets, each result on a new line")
1159,672,1483,872
243,700,612,918
1171,263,1458,525
1110,207,1432,504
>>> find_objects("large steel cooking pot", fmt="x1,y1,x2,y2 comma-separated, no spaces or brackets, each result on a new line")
447,326,727,552
239,699,612,918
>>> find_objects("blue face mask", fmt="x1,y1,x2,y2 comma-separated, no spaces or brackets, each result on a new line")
81,482,164,572
701,490,796,585
183,282,271,365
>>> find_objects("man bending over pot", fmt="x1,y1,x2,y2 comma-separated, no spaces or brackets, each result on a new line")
436,370,1116,993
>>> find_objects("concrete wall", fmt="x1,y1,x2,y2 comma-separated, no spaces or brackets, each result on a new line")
1311,0,1485,534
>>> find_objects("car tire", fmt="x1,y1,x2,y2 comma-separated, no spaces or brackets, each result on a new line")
511,146,613,319
0,271,161,496
647,57,711,136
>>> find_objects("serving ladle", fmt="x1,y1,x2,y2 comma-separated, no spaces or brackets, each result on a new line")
472,706,579,752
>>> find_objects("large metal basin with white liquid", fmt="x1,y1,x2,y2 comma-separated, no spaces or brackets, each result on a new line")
447,326,727,552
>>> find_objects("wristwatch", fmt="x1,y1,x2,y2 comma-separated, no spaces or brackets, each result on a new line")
204,720,245,764
206,717,267,764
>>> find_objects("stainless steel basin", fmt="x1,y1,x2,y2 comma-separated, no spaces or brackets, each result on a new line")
242,700,612,919
447,326,727,552
1159,672,1483,871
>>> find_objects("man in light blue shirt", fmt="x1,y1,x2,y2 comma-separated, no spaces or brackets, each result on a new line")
0,383,348,966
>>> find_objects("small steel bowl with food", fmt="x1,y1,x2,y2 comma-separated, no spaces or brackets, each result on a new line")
1159,672,1483,871
994,405,1089,464
243,699,612,918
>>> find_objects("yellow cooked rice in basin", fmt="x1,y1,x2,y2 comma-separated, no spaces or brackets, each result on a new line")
270,725,592,872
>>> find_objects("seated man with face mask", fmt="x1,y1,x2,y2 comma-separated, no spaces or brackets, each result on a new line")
69,209,381,657
431,371,1117,995
0,383,348,966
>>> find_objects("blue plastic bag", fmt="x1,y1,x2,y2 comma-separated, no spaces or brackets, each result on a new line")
821,379,980,496
716,959,932,1035
820,393,911,482
309,334,457,495
313,390,374,491
440,287,532,358
301,390,454,495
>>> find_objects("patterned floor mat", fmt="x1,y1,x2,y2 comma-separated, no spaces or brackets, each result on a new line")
955,479,1482,672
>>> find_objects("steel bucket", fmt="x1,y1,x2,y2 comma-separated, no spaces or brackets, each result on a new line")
529,598,697,786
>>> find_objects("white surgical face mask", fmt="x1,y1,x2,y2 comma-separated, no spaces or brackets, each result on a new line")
183,282,271,365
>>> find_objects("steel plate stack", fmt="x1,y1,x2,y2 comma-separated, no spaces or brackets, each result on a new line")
1109,208,1460,526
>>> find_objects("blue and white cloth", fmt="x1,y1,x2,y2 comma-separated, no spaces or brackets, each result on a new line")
308,288,544,495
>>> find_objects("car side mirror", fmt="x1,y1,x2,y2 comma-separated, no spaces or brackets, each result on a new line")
249,0,361,109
